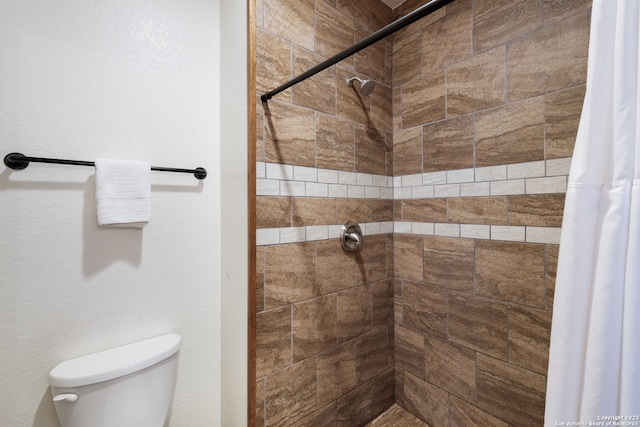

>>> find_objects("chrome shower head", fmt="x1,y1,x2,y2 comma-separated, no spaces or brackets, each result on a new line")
346,76,376,96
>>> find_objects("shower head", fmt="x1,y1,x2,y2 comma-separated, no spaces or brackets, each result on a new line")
346,76,376,96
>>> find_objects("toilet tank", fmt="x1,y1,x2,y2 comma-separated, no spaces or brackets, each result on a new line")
48,333,181,427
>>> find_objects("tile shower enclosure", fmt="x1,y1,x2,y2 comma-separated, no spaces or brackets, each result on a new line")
255,0,592,425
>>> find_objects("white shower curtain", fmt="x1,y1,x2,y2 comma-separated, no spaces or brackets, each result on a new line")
545,0,640,424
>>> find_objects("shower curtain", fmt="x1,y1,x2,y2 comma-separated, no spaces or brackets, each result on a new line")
545,0,640,424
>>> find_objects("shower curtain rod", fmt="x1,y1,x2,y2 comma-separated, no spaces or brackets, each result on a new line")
260,0,455,102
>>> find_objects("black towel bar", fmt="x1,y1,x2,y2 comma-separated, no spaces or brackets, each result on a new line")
3,152,207,180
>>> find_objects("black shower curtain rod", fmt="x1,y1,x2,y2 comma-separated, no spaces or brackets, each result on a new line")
260,0,455,102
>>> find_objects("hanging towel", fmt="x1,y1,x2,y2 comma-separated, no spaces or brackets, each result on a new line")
95,158,151,227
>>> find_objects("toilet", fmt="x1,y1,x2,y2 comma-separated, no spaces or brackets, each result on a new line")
48,333,181,427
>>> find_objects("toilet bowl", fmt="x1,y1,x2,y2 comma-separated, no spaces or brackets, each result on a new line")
48,333,181,427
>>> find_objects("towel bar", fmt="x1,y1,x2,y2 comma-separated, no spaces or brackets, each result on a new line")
4,152,207,180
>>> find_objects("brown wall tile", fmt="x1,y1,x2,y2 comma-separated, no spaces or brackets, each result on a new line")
355,124,387,175
395,369,405,407
316,1,354,61
372,200,394,222
393,127,423,176
292,197,337,226
385,132,394,176
476,240,546,308
402,71,446,129
371,0,393,32
293,295,338,360
393,31,422,87
257,247,265,313
508,194,565,227
336,369,395,427
403,282,448,338
394,279,403,325
264,0,315,51
474,0,541,53
355,234,388,284
545,85,586,159
447,46,505,117
543,0,592,25
256,0,264,29
546,244,559,309
508,305,552,375
256,95,265,161
256,29,292,100
507,12,590,100
402,199,447,223
393,200,403,221
423,115,474,172
395,323,425,380
336,0,371,30
475,97,545,167
292,402,337,427
476,354,546,426
449,395,509,427
356,327,390,384
394,234,424,282
265,358,317,426
421,3,472,75
257,378,266,427
372,279,394,327
265,242,317,308
386,235,395,278
316,114,356,171
393,87,402,131
317,239,356,295
371,84,393,132
448,196,508,225
403,372,449,426
257,306,292,378
257,196,291,229
367,403,427,426
424,334,476,402
423,236,475,291
263,100,316,167
317,340,357,407
449,292,508,360
338,285,373,342
292,47,336,115
337,198,372,224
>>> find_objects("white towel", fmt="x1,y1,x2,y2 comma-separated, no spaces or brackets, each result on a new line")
95,158,151,227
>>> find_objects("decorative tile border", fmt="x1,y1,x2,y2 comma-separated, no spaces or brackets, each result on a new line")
256,157,570,246
257,157,571,200
256,221,561,246
257,162,394,199
394,158,571,199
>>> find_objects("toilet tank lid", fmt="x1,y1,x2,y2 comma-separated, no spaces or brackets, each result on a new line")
48,333,181,388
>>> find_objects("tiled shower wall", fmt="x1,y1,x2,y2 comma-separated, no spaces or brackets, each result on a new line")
391,0,591,426
255,0,396,426
255,0,592,426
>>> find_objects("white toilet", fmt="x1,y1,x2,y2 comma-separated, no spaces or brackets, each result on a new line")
48,333,181,427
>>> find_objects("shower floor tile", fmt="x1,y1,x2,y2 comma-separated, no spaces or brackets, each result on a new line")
366,404,429,426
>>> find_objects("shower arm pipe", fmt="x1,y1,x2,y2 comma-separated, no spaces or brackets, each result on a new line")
260,0,455,102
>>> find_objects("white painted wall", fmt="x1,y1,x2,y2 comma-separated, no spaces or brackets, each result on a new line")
0,0,247,425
